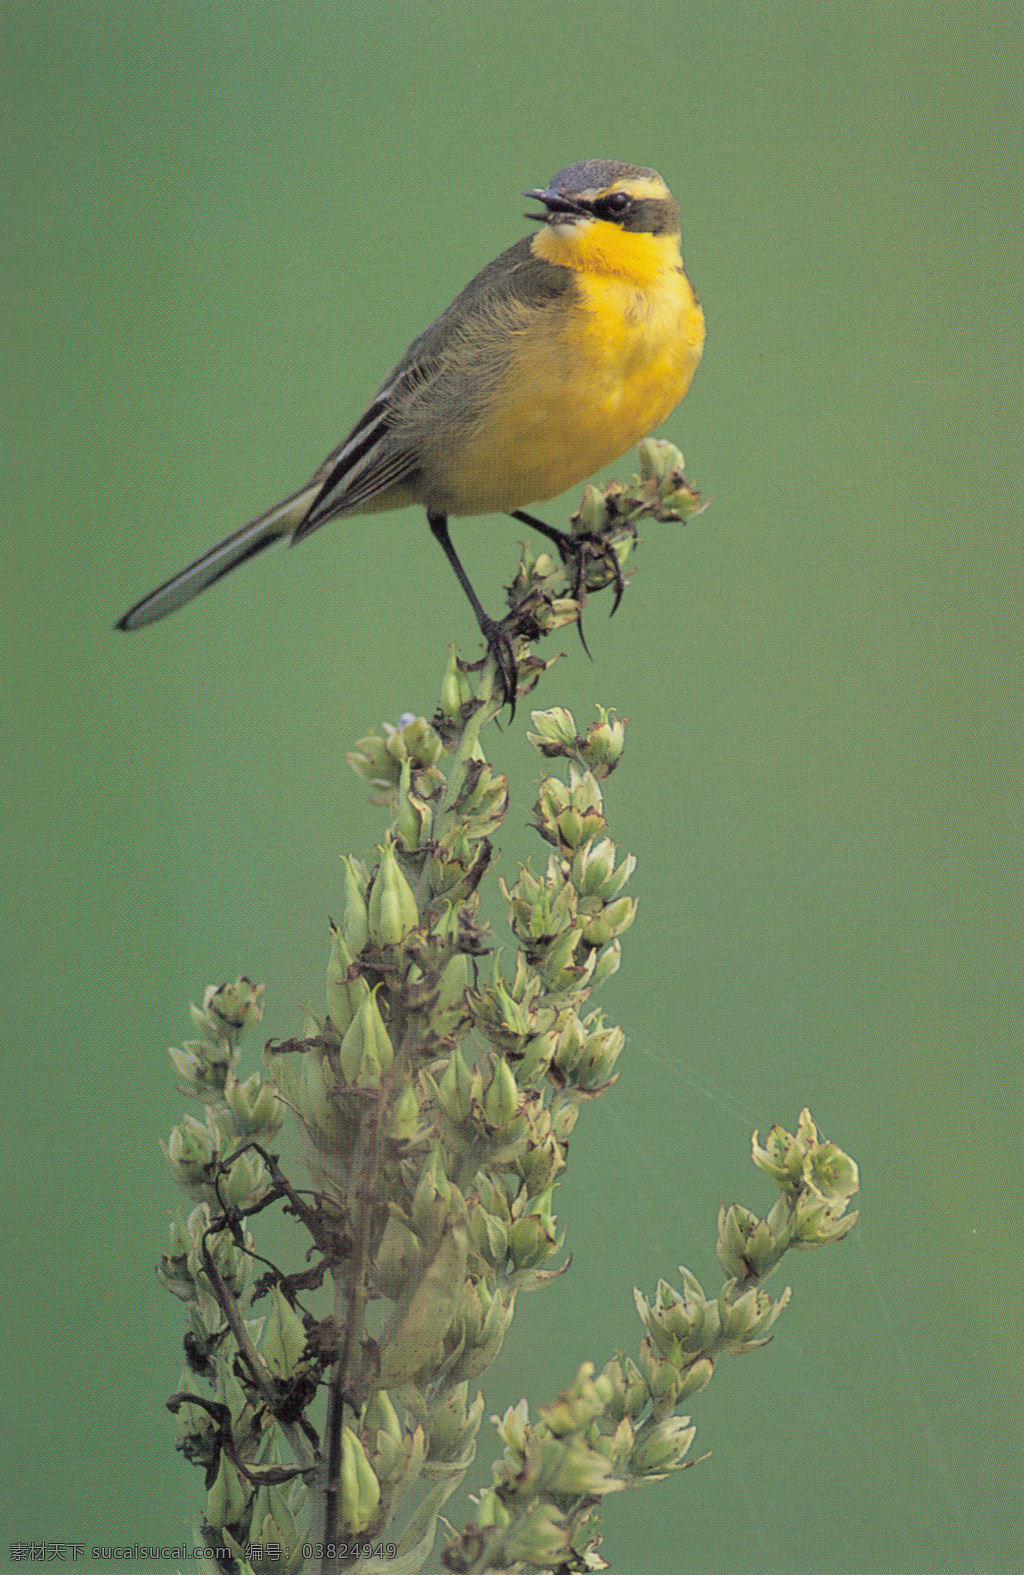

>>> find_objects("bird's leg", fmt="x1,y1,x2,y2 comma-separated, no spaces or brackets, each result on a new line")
509,507,626,630
428,512,518,717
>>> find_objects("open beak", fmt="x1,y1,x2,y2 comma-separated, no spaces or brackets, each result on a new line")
524,186,591,224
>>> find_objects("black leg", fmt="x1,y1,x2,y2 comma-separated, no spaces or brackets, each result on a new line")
428,511,517,715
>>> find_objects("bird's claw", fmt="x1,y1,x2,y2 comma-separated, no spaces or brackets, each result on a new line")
482,619,519,720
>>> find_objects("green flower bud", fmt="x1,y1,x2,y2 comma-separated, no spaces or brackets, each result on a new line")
163,1114,219,1200
504,1503,574,1567
531,774,608,852
338,857,370,956
395,759,433,852
367,841,419,946
473,1487,512,1530
339,987,395,1087
439,646,471,717
634,1268,715,1362
791,1191,860,1247
482,1057,520,1131
326,922,358,1038
411,1146,453,1245
575,481,612,534
206,1452,248,1532
362,1385,402,1447
536,927,582,991
636,435,681,485
340,1425,380,1535
570,838,617,897
537,1361,613,1437
635,1336,686,1413
262,1285,310,1381
753,1126,809,1195
474,1170,511,1224
580,894,638,948
803,1138,860,1206
716,1202,781,1281
550,1101,579,1142
535,1437,623,1499
347,731,401,792
377,1223,468,1389
223,1069,283,1142
470,975,536,1051
578,707,627,778
494,1397,530,1456
717,1284,790,1349
466,1197,510,1268
676,1354,715,1398
628,1414,697,1476
387,1079,422,1142
509,1188,558,1271
249,1485,305,1575
184,1213,251,1303
437,1046,475,1123
425,1382,485,1464
452,760,509,838
373,1214,423,1301
527,707,579,757
558,1018,624,1090
590,939,622,987
216,1144,270,1210
203,977,266,1037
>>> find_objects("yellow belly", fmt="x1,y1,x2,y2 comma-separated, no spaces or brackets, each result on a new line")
440,268,704,516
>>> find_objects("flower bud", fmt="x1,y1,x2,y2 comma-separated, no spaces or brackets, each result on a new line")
424,1382,485,1464
482,1056,520,1131
338,987,395,1087
367,841,419,947
378,1223,468,1389
578,707,627,778
395,759,433,852
340,1425,381,1535
387,1079,422,1142
223,1069,283,1141
203,977,265,1036
262,1284,310,1381
439,646,472,717
575,481,612,534
411,1146,453,1246
509,1188,558,1272
473,1488,511,1530
589,939,621,987
803,1138,860,1206
206,1452,248,1532
452,760,509,838
526,707,579,757
716,1202,779,1281
628,1414,697,1476
437,1045,475,1123
717,1284,790,1349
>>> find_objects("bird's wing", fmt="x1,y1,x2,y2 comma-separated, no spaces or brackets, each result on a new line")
292,238,569,537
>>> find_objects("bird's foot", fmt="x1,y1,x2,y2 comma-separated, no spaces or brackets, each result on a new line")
480,617,519,720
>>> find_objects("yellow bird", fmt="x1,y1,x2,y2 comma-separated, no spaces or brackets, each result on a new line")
117,160,705,704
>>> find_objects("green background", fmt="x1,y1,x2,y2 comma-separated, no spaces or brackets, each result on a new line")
3,3,1020,1571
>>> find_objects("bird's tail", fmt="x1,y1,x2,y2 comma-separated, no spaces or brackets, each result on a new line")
115,481,321,630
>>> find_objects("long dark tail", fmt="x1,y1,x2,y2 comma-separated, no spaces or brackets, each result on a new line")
115,482,321,630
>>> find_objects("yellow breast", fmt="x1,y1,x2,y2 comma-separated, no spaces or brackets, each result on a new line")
443,227,705,516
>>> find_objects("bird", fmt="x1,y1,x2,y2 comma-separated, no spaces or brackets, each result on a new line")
116,160,705,708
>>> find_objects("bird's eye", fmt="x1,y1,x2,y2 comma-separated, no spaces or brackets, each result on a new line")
595,190,632,218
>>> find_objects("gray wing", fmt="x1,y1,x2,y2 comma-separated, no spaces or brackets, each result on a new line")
292,237,571,537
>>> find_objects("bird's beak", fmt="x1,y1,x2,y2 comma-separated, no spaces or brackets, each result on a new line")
524,186,590,224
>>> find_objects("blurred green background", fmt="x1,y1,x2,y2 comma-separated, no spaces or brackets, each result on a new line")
3,2,1020,1571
